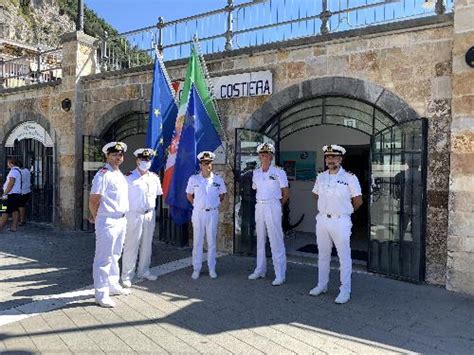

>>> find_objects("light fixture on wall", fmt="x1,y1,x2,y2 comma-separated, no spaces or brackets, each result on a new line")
61,98,71,112
466,47,474,68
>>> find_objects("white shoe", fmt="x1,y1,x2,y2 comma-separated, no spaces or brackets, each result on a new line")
110,286,131,296
334,291,351,304
248,272,266,280
309,285,328,296
272,278,285,286
209,270,218,279
141,272,158,281
122,280,132,288
191,270,200,280
96,297,116,308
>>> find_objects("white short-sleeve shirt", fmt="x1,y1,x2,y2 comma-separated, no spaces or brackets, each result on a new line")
91,163,129,216
3,167,23,194
126,168,163,213
186,172,226,210
21,168,32,194
252,165,289,201
312,167,362,216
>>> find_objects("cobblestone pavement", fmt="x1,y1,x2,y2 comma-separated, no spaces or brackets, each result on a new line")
1,225,474,354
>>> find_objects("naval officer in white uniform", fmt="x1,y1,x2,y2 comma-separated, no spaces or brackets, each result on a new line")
309,144,363,304
186,151,227,280
89,142,130,308
121,148,163,288
248,142,289,286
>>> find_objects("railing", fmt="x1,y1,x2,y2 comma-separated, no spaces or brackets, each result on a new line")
0,47,62,89
98,0,453,71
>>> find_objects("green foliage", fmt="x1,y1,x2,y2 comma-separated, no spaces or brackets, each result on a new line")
57,0,151,69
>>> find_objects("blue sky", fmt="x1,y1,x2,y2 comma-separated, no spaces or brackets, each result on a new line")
84,0,243,33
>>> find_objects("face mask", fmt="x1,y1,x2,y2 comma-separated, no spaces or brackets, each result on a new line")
139,161,152,171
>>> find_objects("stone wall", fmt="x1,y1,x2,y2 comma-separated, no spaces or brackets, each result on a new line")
0,31,97,228
446,0,474,294
0,82,70,225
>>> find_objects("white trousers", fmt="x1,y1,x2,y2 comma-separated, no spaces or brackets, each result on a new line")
121,210,156,282
315,214,352,293
254,201,286,280
93,216,127,301
192,209,218,272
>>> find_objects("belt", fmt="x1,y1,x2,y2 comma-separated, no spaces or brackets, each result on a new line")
320,213,347,219
204,207,218,211
128,209,153,215
97,213,126,219
256,199,279,204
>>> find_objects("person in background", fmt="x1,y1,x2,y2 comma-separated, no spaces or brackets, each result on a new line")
19,163,32,226
0,157,23,232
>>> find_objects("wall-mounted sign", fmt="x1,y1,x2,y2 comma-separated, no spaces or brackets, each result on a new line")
5,121,54,147
213,144,226,165
212,71,273,100
172,70,273,101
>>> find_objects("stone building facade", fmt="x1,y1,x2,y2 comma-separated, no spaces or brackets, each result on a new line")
0,2,473,295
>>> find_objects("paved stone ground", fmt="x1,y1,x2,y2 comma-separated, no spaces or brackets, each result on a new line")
1,225,474,354
0,223,190,312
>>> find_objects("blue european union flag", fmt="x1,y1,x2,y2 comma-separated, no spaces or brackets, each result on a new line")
146,55,178,172
166,85,222,225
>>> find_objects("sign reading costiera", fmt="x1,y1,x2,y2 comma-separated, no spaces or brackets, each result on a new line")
212,71,273,99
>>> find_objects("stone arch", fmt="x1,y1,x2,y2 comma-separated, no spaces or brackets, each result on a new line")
1,110,54,145
92,100,148,137
244,76,419,131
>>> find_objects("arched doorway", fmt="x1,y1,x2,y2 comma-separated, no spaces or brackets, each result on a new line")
3,121,56,223
235,96,427,282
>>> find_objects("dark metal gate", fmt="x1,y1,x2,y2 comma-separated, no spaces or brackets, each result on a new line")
4,138,55,223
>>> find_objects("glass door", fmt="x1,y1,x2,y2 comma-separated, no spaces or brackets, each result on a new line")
369,119,426,281
234,129,275,255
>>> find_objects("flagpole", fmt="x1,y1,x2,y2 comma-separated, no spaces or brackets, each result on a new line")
192,36,229,145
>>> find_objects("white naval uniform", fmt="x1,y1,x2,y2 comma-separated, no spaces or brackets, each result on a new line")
312,167,361,294
186,172,226,273
91,163,129,302
252,165,288,280
121,169,163,282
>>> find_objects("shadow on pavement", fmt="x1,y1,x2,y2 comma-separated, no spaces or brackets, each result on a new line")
0,224,190,311
1,255,473,353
